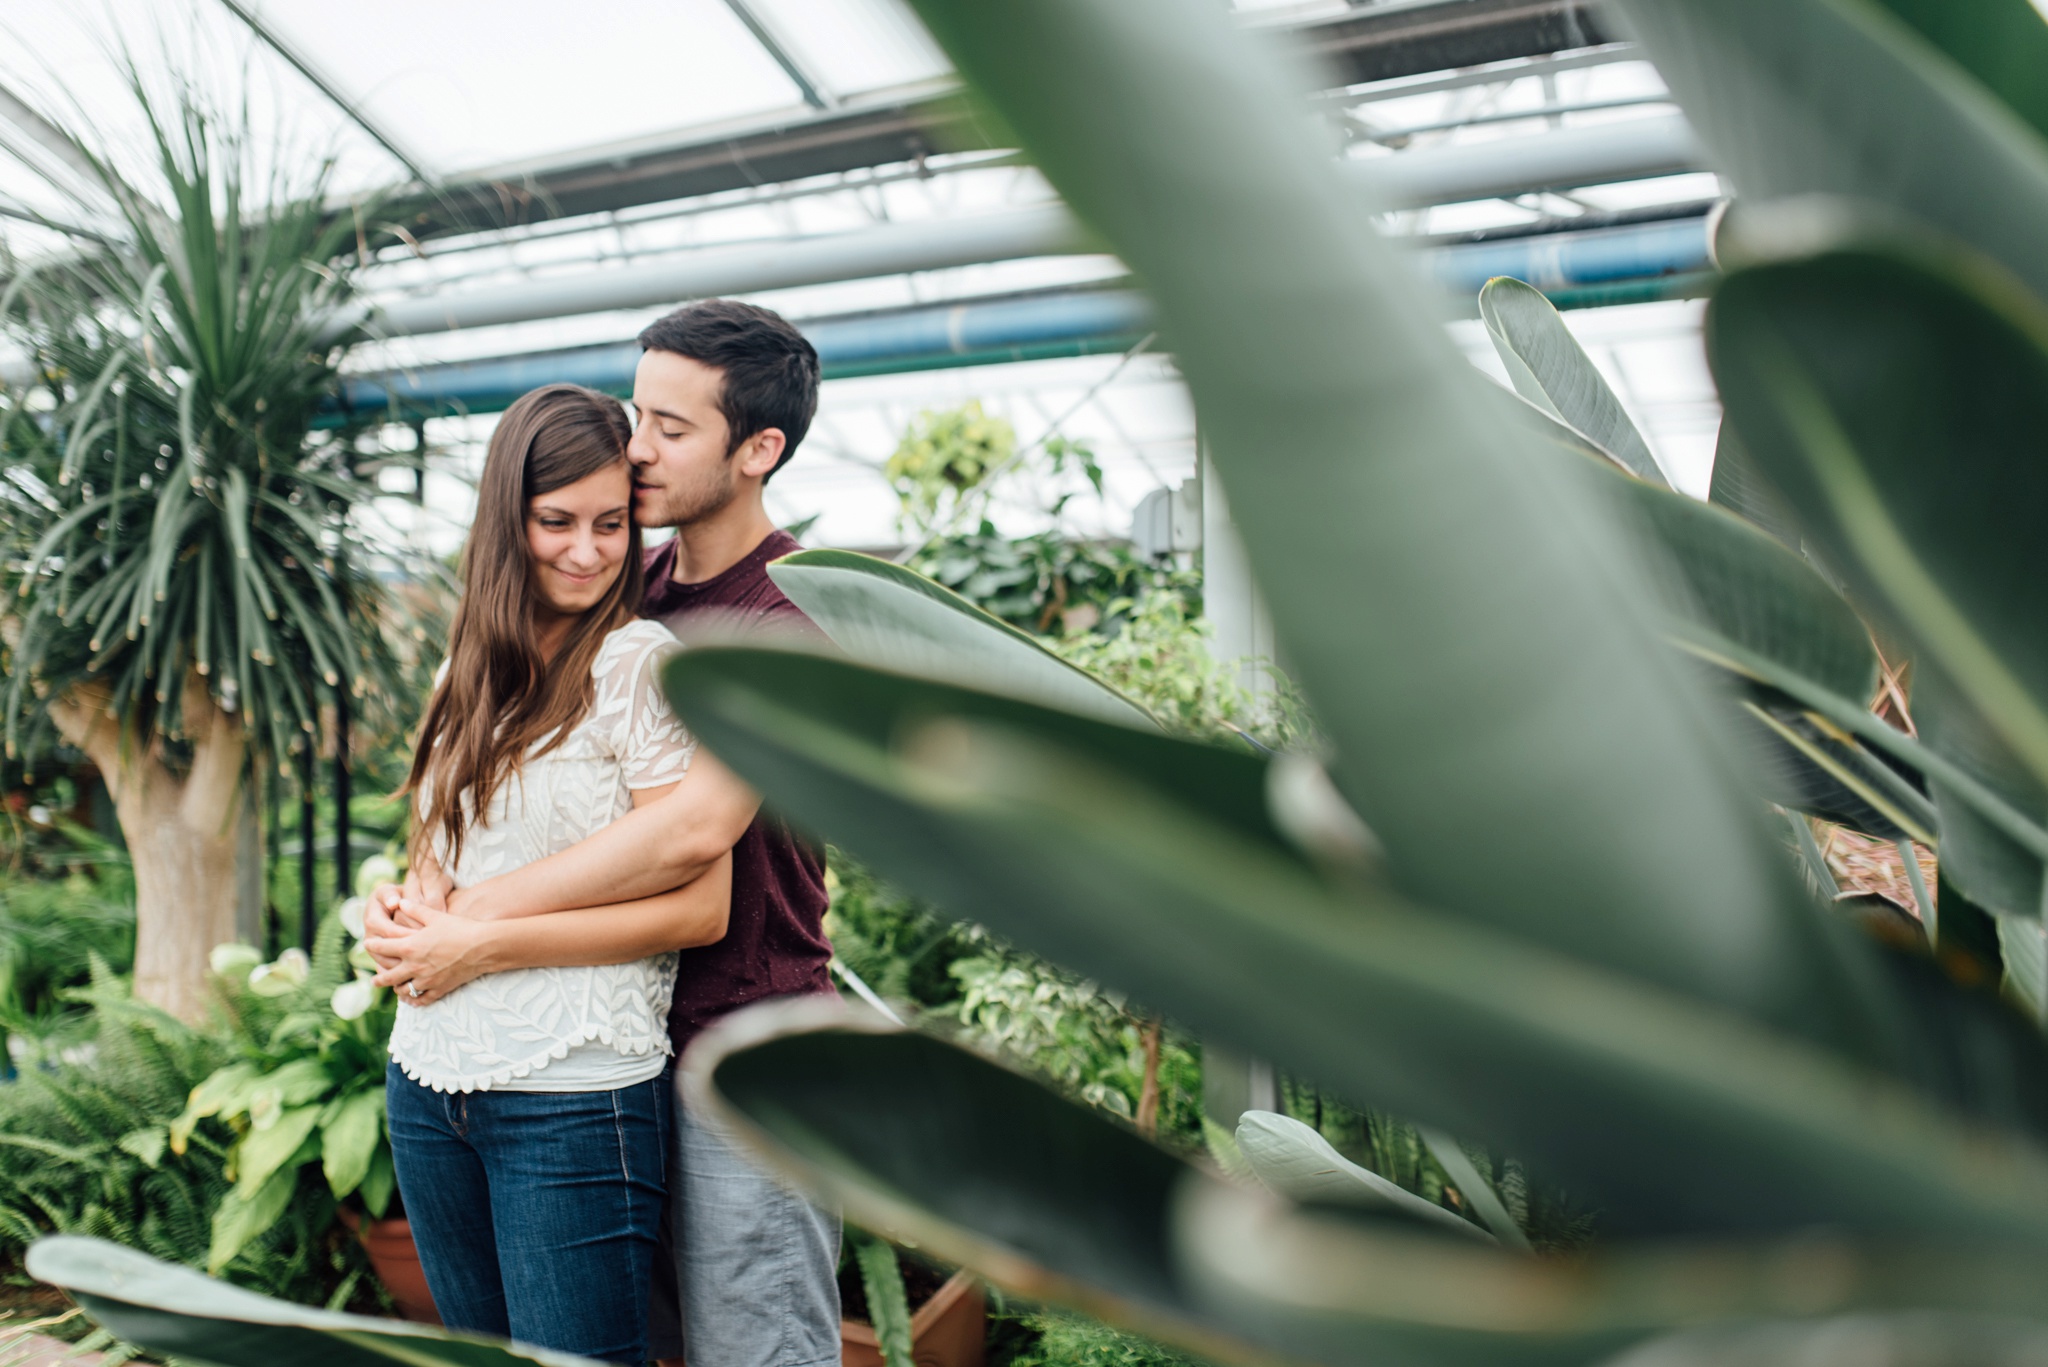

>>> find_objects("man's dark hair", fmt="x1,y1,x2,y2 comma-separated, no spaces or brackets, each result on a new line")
638,300,820,481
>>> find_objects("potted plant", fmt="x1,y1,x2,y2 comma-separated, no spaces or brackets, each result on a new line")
840,1228,984,1367
168,885,436,1322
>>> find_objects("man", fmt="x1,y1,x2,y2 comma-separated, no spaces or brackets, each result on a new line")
372,299,840,1367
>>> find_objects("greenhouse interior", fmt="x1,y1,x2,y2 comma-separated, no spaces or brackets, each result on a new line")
1,0,2045,1363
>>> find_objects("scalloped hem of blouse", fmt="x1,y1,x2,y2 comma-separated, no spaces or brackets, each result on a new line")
388,1026,674,1095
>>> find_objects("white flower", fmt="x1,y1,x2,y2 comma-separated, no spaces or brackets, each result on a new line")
330,976,375,1021
337,896,368,941
353,855,400,900
209,943,263,979
247,948,310,997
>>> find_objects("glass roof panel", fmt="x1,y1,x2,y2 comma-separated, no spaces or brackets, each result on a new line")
0,0,405,244
237,0,810,177
746,0,952,101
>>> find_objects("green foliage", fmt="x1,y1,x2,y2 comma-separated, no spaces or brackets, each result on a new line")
910,524,1169,639
949,953,1201,1145
888,402,1017,532
1007,1310,1213,1367
0,73,401,776
0,966,373,1310
0,832,135,1059
850,1228,917,1367
173,913,396,1272
656,0,2048,1362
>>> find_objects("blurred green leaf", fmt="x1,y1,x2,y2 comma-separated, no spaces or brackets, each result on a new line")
689,1003,2048,1367
30,1235,597,1364
898,0,1897,1075
662,643,2048,1240
1710,246,2048,792
1617,0,2048,303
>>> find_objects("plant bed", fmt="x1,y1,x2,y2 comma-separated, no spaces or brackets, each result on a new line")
838,1253,984,1367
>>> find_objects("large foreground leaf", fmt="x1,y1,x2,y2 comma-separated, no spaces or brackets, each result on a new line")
767,549,1154,728
896,0,1894,1069
25,1236,595,1366
685,1000,2048,1367
662,644,2048,1241
1617,0,2048,304
1706,227,2048,935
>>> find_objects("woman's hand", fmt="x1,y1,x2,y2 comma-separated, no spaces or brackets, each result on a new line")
368,900,495,1007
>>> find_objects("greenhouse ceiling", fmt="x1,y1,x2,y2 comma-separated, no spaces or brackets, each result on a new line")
0,0,1730,546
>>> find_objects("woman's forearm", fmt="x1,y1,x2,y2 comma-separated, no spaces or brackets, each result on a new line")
471,853,733,973
456,755,760,922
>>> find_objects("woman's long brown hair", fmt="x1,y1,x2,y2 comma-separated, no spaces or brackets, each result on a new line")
406,384,643,869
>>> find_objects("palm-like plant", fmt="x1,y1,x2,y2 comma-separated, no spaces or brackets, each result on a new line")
0,80,395,1020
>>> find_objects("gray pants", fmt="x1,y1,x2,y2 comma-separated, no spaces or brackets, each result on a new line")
648,1086,842,1367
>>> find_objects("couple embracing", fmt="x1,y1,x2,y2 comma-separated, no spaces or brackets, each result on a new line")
363,300,840,1367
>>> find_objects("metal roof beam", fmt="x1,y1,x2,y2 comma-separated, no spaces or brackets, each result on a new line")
212,0,434,184
722,0,836,110
384,0,1625,242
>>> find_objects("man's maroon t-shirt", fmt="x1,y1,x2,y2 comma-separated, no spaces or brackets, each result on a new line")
641,529,834,1047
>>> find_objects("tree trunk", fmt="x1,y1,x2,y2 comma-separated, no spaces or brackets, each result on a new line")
48,674,246,1022
1136,1017,1163,1137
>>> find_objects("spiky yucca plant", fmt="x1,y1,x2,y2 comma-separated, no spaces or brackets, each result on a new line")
0,81,395,1019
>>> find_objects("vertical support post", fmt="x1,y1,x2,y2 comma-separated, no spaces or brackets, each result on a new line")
1198,445,1279,1128
299,741,317,950
1200,450,1275,697
334,687,352,903
411,419,428,504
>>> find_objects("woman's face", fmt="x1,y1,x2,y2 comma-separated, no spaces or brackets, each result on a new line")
526,462,632,617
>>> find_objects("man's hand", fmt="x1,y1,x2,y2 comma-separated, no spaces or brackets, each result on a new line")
368,900,491,1007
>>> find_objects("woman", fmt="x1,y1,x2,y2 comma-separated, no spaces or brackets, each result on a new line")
368,383,730,1365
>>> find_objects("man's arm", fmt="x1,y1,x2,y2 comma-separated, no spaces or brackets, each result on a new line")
371,854,734,1005
452,751,761,922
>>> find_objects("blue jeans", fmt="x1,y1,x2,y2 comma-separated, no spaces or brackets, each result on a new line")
386,1063,671,1364
646,1088,841,1367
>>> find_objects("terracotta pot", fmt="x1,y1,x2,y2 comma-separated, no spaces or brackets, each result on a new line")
338,1207,442,1324
841,1270,984,1367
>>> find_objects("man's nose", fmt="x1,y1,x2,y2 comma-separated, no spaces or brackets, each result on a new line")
626,426,654,467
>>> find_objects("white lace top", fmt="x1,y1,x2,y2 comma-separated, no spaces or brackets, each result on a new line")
389,620,696,1094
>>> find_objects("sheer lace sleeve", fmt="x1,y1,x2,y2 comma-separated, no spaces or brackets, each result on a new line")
608,625,696,790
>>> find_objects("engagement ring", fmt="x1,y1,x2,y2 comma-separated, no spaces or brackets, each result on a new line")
408,983,422,999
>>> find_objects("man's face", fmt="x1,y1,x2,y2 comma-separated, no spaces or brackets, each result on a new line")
627,351,739,529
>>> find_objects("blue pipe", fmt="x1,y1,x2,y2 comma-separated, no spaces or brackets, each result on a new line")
330,215,1709,422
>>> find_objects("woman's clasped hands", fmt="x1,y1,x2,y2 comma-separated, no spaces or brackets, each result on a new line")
364,882,490,1007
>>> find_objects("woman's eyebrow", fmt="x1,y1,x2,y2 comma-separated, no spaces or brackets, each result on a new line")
529,502,633,518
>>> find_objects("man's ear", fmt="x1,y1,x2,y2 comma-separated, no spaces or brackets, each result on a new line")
736,429,786,480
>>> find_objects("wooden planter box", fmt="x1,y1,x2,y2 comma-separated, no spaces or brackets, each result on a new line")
841,1270,985,1367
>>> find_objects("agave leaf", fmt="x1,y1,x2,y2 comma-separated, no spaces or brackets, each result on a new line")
1616,0,2048,303
1479,278,1669,486
765,549,1153,728
1709,245,2048,795
896,0,1894,1069
28,1235,598,1365
662,644,2048,1240
1232,1111,1489,1243
686,1002,2048,1367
